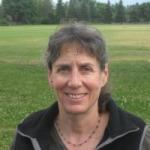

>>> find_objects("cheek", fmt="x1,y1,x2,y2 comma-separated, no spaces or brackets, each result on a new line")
87,80,102,100
52,76,67,91
90,82,102,92
85,75,103,89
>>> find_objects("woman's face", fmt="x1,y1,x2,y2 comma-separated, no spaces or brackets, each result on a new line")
48,42,108,115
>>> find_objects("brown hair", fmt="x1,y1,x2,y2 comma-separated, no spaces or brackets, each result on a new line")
46,23,111,112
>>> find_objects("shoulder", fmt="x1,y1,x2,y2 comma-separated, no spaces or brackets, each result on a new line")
107,99,146,128
17,107,50,132
141,125,150,150
124,110,145,126
18,102,58,133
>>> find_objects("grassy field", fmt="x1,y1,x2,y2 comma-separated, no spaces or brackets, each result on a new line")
0,24,150,149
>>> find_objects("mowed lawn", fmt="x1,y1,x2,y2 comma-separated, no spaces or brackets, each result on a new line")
0,24,150,149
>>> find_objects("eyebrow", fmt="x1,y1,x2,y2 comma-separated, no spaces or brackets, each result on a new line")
79,63,95,67
55,63,95,68
54,64,71,68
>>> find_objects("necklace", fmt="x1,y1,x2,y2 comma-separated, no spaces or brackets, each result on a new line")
55,115,101,147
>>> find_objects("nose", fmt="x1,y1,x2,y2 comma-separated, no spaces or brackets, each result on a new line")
67,68,82,89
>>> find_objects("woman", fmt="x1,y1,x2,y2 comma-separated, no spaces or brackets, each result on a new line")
11,24,150,150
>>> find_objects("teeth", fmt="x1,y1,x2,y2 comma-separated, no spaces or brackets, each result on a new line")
66,93,86,99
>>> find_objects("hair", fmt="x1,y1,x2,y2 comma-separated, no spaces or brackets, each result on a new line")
45,23,111,112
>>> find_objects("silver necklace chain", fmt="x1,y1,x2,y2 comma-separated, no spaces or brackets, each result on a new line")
55,115,101,147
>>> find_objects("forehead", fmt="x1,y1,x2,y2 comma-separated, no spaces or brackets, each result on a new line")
59,42,92,57
53,42,99,66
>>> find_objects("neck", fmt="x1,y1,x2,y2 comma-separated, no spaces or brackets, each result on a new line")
57,110,101,135
55,110,109,148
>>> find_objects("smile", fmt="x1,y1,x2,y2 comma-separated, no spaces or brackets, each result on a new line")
65,93,87,99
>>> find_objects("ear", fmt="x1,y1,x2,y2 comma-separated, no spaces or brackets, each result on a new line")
101,64,109,87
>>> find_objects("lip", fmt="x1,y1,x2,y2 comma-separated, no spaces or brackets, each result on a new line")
64,92,87,100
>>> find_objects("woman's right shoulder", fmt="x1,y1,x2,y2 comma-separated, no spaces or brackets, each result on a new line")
18,107,50,128
18,102,58,129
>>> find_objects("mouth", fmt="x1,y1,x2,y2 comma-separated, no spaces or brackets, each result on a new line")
65,92,87,100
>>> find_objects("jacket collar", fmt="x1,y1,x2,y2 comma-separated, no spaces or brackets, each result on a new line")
18,99,140,138
17,99,142,149
96,99,141,149
106,99,140,138
17,102,59,150
18,102,59,138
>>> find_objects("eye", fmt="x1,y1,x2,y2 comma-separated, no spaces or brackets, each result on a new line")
80,65,94,73
57,65,70,73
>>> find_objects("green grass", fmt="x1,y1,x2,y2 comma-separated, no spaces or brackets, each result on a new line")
0,24,150,149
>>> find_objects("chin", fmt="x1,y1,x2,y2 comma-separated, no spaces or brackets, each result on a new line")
63,105,89,115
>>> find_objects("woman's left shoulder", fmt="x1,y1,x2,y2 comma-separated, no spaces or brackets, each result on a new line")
141,125,150,150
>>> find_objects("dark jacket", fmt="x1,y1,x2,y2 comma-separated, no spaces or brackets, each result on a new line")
11,99,150,150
